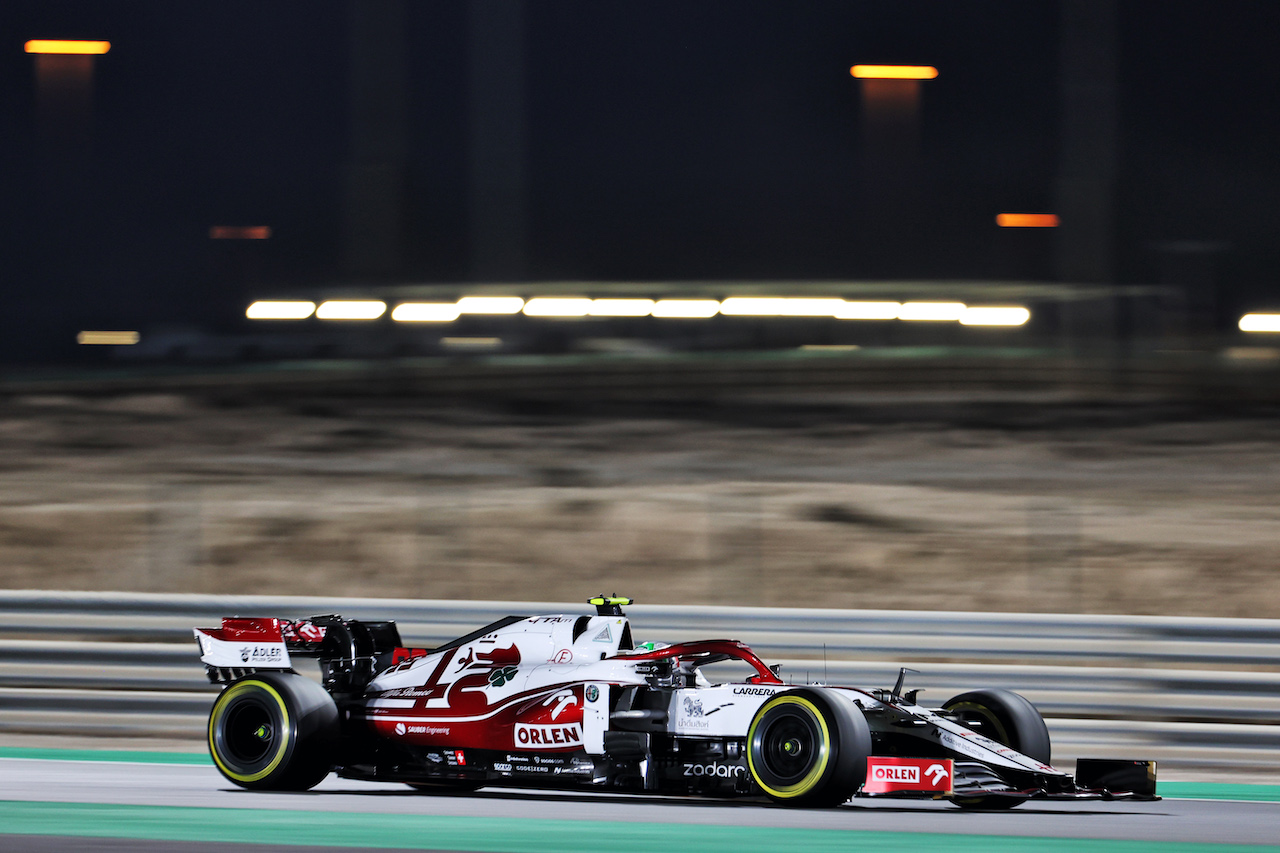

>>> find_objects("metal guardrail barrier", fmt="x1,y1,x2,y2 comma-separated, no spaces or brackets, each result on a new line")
1,590,1278,772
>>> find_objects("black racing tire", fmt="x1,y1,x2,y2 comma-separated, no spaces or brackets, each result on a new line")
942,688,1051,810
746,688,872,807
208,672,339,791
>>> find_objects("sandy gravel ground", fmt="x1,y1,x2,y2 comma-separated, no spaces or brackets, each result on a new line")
1,392,1279,617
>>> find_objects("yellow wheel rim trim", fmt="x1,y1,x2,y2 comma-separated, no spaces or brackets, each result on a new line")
747,695,831,799
209,681,291,784
946,701,1009,744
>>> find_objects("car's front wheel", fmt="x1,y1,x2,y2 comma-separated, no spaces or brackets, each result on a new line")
208,672,339,791
942,688,1050,809
746,688,871,807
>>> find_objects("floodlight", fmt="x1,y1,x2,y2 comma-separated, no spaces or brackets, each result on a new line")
315,300,386,320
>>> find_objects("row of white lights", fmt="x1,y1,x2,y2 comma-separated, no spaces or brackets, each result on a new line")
247,297,1032,326
74,310,1280,347
1239,314,1280,333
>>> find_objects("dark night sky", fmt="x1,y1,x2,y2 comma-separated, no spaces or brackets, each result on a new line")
2,1,1280,361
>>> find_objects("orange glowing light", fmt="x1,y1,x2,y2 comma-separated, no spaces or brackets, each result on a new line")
210,226,272,240
850,65,937,80
996,213,1060,228
25,40,111,55
77,331,139,345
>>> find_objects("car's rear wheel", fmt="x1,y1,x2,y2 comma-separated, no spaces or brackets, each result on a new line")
942,688,1050,809
747,688,871,807
208,672,339,791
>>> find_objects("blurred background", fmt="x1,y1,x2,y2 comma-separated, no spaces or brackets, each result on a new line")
2,0,1280,618
5,0,1280,362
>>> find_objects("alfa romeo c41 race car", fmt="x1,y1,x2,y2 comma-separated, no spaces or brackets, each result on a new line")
194,597,1158,808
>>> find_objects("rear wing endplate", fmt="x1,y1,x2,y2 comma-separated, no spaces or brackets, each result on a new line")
194,617,293,670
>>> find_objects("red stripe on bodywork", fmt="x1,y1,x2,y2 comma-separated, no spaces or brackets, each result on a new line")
197,617,283,643
364,684,586,751
615,639,783,684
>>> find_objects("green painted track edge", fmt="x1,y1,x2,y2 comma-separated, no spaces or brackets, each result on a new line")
1159,781,1280,803
0,746,211,765
1,801,1278,853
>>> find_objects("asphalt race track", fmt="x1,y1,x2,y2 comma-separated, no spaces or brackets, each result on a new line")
2,752,1279,852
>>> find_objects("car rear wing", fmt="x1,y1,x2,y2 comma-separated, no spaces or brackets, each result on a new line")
195,615,417,691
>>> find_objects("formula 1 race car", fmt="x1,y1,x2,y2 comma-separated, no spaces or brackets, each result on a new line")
194,597,1158,808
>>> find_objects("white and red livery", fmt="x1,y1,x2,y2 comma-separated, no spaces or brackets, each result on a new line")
195,597,1158,807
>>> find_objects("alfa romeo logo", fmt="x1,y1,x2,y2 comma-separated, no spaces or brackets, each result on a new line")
488,666,519,687
585,685,599,703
